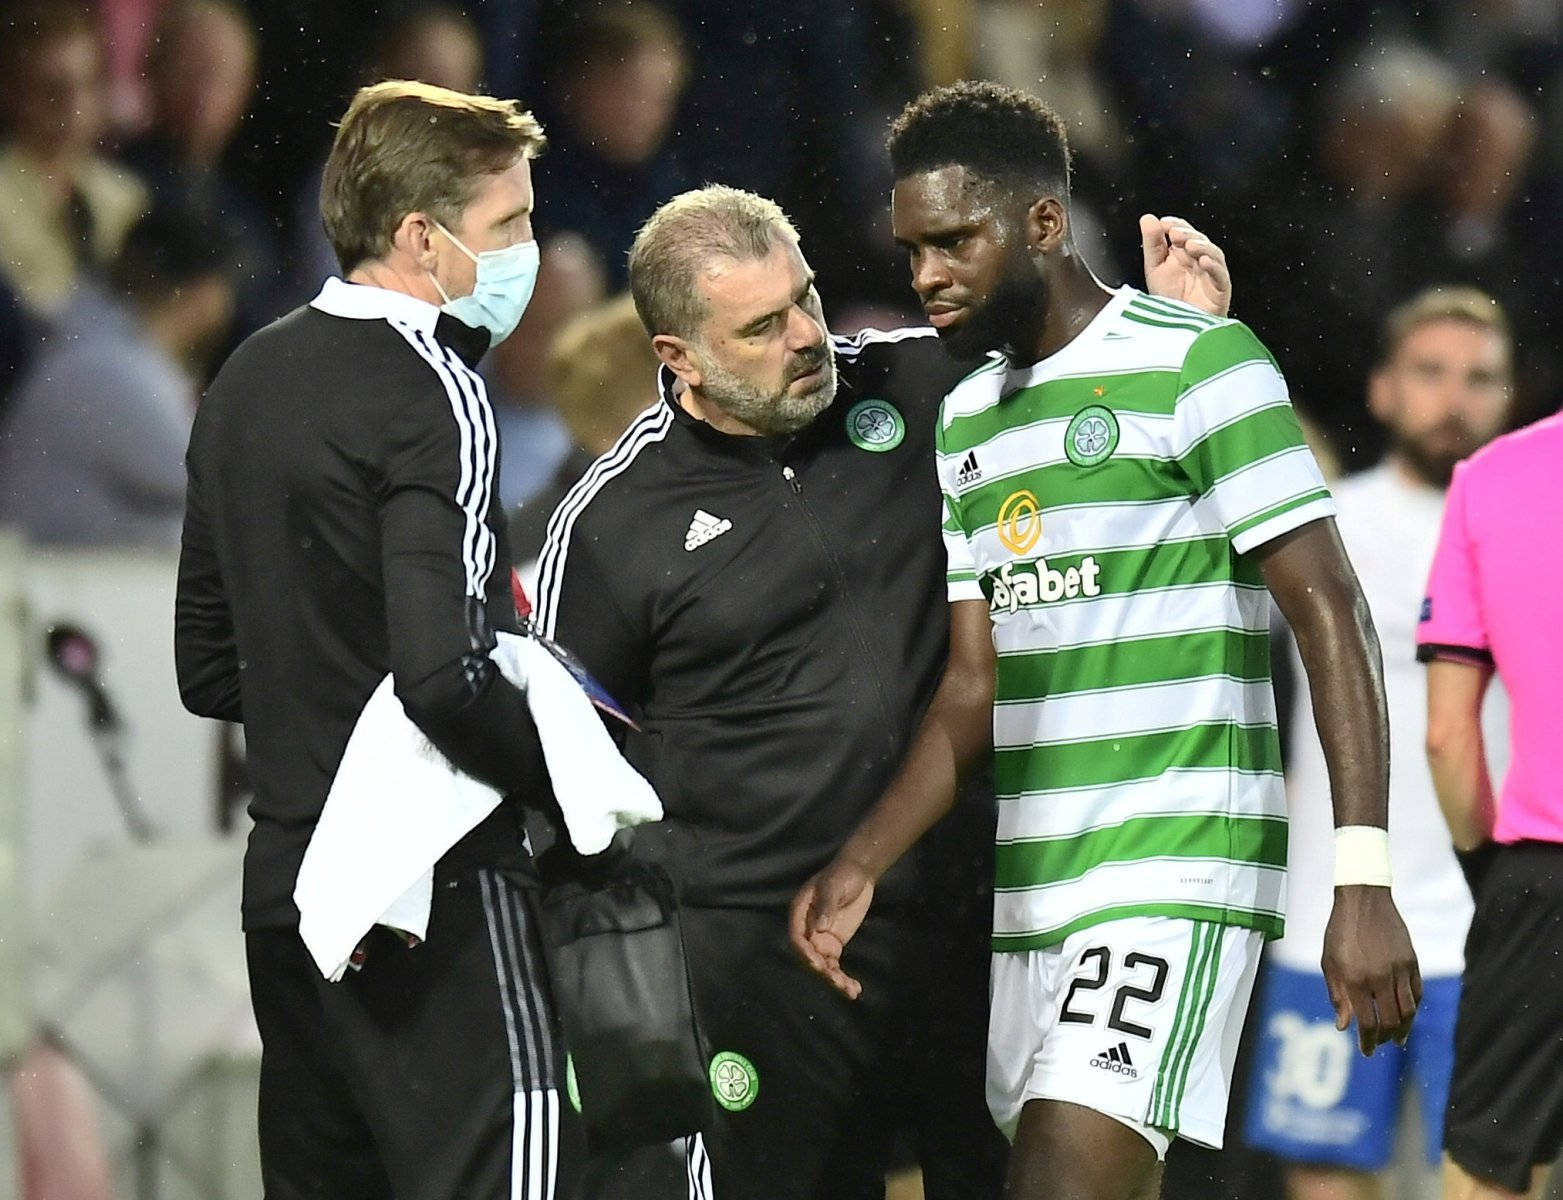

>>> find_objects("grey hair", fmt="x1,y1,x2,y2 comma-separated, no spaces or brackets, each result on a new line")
627,185,800,339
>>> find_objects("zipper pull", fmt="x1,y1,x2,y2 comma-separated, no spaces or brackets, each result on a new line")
782,465,801,493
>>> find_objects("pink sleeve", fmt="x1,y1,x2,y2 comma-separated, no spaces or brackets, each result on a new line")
1416,461,1491,663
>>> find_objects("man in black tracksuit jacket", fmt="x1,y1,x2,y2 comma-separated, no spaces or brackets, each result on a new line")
532,182,1229,1198
176,83,567,1199
535,322,1003,1199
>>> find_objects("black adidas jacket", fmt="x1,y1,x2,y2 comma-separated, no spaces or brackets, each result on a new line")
533,328,983,909
175,279,546,929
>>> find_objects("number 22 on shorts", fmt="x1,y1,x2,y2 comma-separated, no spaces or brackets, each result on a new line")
1059,947,1170,1039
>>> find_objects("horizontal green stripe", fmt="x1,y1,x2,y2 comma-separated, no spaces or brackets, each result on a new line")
1179,405,1307,494
994,814,1287,890
959,456,1188,530
941,372,1181,451
992,902,1284,951
994,720,1282,793
1179,322,1277,393
995,629,1272,700
1123,308,1210,335
1233,551,1264,587
1131,295,1221,326
1227,488,1332,543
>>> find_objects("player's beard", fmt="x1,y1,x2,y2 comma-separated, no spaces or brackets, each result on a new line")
939,252,1050,362
1396,418,1479,489
698,343,838,437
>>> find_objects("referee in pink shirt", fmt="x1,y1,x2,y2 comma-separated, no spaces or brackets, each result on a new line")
1418,408,1563,1200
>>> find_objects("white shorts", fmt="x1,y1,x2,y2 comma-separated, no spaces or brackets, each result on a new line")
988,916,1263,1157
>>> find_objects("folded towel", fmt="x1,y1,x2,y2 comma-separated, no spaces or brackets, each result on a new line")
295,631,662,981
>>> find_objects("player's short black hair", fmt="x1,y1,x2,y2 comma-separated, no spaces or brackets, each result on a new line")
887,80,1071,201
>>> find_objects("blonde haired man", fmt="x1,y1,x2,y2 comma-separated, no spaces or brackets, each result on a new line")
176,81,565,1199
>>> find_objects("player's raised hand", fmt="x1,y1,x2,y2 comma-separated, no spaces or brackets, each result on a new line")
1140,214,1232,318
788,857,876,1000
1321,885,1423,1055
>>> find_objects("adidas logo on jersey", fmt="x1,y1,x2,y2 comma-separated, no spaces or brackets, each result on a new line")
684,509,732,551
955,450,983,487
1090,1042,1138,1078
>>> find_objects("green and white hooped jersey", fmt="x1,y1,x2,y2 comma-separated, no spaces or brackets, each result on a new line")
938,286,1334,952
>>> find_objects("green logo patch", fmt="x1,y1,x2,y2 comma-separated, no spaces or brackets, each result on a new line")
1065,404,1119,468
846,398,905,452
709,1050,759,1112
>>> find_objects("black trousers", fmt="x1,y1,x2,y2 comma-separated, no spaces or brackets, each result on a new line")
1444,841,1563,1194
577,904,1004,1200
247,864,567,1200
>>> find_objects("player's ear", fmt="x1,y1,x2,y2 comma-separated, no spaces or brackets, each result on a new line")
652,333,702,390
1026,196,1068,255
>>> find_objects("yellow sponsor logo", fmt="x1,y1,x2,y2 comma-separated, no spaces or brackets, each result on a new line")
997,489,1043,555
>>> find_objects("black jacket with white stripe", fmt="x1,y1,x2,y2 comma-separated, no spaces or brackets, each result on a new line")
176,279,546,929
534,328,983,910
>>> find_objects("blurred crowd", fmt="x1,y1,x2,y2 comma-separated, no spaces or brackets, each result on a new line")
0,0,1559,548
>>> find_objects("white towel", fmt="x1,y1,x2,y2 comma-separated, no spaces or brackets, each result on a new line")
295,631,662,981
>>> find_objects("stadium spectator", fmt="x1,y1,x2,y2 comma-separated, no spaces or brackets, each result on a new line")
617,0,880,304
120,0,281,338
176,81,565,1198
371,0,486,91
0,2,146,316
1245,287,1515,1200
485,233,607,509
534,179,1225,1197
1419,410,1563,1197
1249,41,1539,465
795,81,1419,1200
508,291,659,586
533,2,690,288
0,205,232,549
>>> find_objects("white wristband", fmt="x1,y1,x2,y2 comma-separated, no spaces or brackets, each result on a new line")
1334,825,1393,887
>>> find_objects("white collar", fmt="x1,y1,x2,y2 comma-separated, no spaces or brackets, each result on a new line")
309,277,441,334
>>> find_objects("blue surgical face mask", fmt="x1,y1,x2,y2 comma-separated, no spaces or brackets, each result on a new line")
429,221,540,348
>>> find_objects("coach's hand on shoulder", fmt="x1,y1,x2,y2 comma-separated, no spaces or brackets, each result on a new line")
1322,884,1423,1056
1140,214,1232,318
788,858,876,1001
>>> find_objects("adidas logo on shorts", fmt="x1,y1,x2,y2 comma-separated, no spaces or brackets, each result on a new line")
1090,1042,1138,1079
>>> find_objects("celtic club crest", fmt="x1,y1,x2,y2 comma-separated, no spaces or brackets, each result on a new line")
708,1050,760,1112
845,398,905,452
1064,404,1120,468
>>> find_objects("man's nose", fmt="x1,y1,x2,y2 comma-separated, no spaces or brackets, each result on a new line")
911,250,951,300
786,305,826,350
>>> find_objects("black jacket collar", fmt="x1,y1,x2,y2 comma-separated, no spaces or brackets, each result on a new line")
310,277,491,369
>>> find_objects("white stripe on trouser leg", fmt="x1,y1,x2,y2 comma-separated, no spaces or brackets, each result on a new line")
479,872,527,1087
511,1088,558,1200
685,1131,714,1199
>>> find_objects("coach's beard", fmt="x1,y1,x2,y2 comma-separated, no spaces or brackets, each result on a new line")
700,345,838,438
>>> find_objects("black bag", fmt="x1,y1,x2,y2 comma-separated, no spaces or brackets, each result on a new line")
537,847,712,1156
